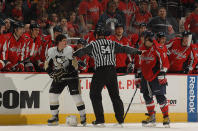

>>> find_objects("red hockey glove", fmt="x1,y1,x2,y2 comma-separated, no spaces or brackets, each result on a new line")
158,71,168,86
25,62,36,72
15,63,25,72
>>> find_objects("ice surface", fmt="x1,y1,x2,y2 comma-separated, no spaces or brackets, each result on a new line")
1,123,198,131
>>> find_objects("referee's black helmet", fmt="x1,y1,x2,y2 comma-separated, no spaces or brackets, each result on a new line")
94,24,106,36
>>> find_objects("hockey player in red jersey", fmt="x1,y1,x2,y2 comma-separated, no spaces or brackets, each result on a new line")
23,23,43,72
40,26,62,67
190,43,198,74
70,38,90,73
134,31,170,127
166,31,197,74
107,23,132,73
128,23,147,48
0,22,26,72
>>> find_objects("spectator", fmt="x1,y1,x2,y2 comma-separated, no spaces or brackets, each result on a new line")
119,0,138,33
67,11,79,37
78,0,102,32
24,23,30,33
0,0,6,19
60,18,68,34
159,0,183,19
150,0,158,17
148,7,178,40
179,10,191,32
184,6,198,43
12,0,23,21
98,0,126,36
131,0,152,33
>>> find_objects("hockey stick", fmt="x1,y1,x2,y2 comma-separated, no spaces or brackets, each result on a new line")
60,72,130,81
123,88,138,121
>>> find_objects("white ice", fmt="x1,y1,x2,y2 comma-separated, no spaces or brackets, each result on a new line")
1,123,198,131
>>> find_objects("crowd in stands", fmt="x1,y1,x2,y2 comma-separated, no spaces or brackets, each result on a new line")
0,0,197,74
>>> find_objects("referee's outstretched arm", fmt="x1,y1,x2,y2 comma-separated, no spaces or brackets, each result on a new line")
73,44,93,57
114,42,142,55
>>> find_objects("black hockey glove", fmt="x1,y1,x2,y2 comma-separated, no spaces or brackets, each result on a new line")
127,62,134,73
135,71,141,89
183,67,189,74
78,59,87,68
136,50,142,55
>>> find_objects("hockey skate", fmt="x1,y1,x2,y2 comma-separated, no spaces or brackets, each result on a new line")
163,116,170,128
142,113,156,127
80,114,87,126
92,121,105,127
48,114,59,126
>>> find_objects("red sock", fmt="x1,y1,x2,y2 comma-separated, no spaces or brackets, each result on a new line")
160,103,169,117
146,101,155,116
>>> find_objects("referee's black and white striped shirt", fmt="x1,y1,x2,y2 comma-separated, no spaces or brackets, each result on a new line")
73,38,141,69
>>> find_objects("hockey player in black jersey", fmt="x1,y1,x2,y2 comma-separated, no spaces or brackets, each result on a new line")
44,34,86,126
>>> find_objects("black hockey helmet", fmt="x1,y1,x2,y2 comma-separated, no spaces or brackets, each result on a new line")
139,22,147,27
144,31,154,42
77,38,88,46
115,23,124,29
94,24,105,36
30,23,40,29
53,25,63,33
13,21,24,29
182,31,191,37
156,32,166,38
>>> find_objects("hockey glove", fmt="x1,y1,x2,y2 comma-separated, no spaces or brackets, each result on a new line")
135,71,141,89
14,63,25,72
158,70,168,86
127,62,134,73
78,59,87,68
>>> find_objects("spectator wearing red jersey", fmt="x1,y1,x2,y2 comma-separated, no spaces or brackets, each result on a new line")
184,6,198,43
12,0,23,21
0,22,26,72
119,0,138,32
67,11,79,37
166,31,197,74
131,0,152,33
78,0,102,32
107,23,132,73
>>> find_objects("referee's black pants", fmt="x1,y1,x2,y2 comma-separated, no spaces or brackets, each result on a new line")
90,65,124,123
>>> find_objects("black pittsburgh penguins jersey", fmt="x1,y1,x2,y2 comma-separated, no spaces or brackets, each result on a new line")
73,38,140,69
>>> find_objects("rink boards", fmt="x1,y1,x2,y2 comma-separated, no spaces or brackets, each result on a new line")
0,73,197,125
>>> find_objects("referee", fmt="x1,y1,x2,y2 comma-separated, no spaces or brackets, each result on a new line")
73,26,142,126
